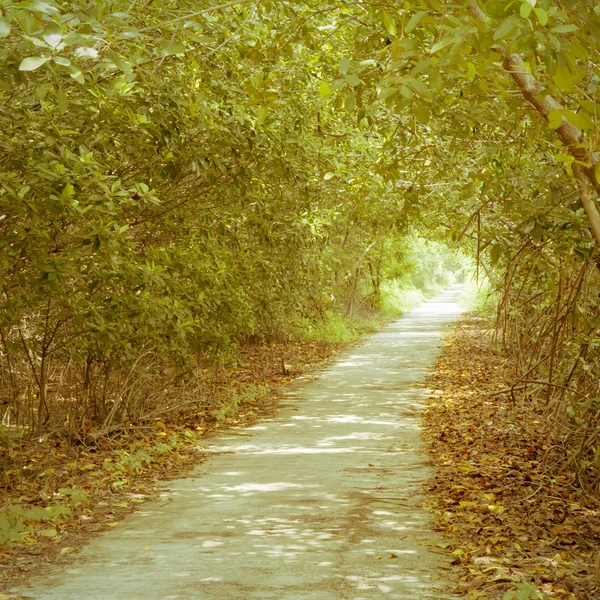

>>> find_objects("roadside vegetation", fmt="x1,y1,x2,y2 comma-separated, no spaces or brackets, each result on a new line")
2,0,600,597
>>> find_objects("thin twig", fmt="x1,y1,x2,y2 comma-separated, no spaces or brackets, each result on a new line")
139,0,252,33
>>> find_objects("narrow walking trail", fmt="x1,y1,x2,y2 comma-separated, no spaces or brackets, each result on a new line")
19,287,463,600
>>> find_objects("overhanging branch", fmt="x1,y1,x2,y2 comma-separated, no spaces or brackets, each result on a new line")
468,1,600,246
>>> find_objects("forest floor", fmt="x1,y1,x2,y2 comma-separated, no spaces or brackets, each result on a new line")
423,314,600,600
0,339,348,594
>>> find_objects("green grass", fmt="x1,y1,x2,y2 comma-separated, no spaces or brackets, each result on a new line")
379,280,426,315
301,311,380,344
458,276,497,315
299,282,429,344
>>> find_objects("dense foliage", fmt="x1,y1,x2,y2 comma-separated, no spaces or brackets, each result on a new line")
2,0,600,497
0,0,458,438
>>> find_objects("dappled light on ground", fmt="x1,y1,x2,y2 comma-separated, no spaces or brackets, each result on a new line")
19,287,463,600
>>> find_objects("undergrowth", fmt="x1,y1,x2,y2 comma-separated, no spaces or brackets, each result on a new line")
300,282,431,344
0,337,345,591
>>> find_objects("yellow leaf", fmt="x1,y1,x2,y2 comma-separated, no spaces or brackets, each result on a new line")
548,109,562,130
106,522,119,527
143,546,151,551
319,82,331,98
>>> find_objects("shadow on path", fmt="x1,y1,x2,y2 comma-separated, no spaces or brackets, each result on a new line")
18,286,463,600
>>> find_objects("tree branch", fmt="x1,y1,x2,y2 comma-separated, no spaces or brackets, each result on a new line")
468,1,600,246
139,0,252,33
574,164,600,248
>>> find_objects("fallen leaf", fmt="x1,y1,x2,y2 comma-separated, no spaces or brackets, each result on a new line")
40,528,58,538
423,315,600,599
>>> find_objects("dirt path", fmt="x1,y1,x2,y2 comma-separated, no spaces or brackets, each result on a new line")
14,287,463,600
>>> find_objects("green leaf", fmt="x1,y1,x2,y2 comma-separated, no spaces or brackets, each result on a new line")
534,7,548,26
35,83,52,100
69,66,85,85
323,172,335,180
61,184,74,198
493,17,517,41
430,36,458,54
406,78,428,96
502,583,543,600
552,64,576,92
383,11,397,37
358,59,376,68
519,2,532,19
465,61,477,81
57,87,68,113
27,1,60,15
162,40,186,55
550,24,578,34
555,153,573,163
563,109,593,130
119,27,142,39
379,87,398,101
15,10,35,34
0,17,11,38
338,57,350,75
400,86,413,99
578,99,596,114
428,69,442,92
40,528,57,538
42,22,62,48
19,56,49,71
319,82,331,98
404,11,427,34
547,109,562,130
53,56,71,66
490,244,502,264
75,47,98,59
346,73,362,87
413,104,430,124
107,51,132,74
